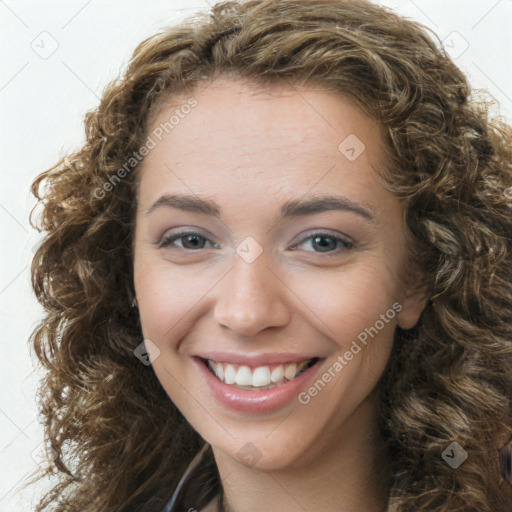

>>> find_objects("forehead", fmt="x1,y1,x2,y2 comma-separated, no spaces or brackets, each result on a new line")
138,77,391,213
147,77,382,151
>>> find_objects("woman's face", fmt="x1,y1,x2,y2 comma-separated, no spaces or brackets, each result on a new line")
133,77,425,471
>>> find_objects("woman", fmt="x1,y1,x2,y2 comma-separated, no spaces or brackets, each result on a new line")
27,0,512,511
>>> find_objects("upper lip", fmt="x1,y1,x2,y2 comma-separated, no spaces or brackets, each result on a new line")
195,351,321,366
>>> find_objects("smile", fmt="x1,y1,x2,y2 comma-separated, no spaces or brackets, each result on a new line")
193,354,325,414
204,358,319,390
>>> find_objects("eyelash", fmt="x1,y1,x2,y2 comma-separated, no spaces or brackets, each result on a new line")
158,230,355,255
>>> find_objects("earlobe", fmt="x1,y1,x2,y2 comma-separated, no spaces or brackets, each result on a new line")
396,269,429,330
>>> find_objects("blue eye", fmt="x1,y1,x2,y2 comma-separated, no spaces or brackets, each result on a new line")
158,230,354,255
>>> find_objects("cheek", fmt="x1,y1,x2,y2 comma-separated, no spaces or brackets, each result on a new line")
133,259,221,345
288,261,399,347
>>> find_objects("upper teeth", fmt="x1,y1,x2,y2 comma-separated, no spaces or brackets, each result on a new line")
207,360,312,388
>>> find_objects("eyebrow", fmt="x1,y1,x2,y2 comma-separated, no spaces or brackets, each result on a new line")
145,193,375,221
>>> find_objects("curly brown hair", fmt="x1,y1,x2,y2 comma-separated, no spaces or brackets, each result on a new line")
26,0,512,510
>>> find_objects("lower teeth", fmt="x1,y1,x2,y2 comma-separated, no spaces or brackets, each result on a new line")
235,382,282,391
220,377,293,391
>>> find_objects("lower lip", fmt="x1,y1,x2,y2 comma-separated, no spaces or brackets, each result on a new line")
193,357,324,414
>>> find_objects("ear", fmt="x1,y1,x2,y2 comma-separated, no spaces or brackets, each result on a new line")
396,265,429,330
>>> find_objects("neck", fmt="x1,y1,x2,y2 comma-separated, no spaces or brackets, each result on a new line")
212,394,390,512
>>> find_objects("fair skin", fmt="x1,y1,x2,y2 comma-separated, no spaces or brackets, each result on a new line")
133,77,426,512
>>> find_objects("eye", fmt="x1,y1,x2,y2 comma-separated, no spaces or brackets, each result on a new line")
158,230,220,251
157,229,354,255
291,231,354,255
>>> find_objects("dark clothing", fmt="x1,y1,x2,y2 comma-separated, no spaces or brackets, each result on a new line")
162,444,220,512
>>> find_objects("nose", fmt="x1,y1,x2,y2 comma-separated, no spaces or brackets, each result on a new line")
213,250,291,338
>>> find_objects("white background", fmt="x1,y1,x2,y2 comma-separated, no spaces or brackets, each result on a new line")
1,1,511,510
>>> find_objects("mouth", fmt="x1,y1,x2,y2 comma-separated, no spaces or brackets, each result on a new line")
199,357,321,391
193,353,326,414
